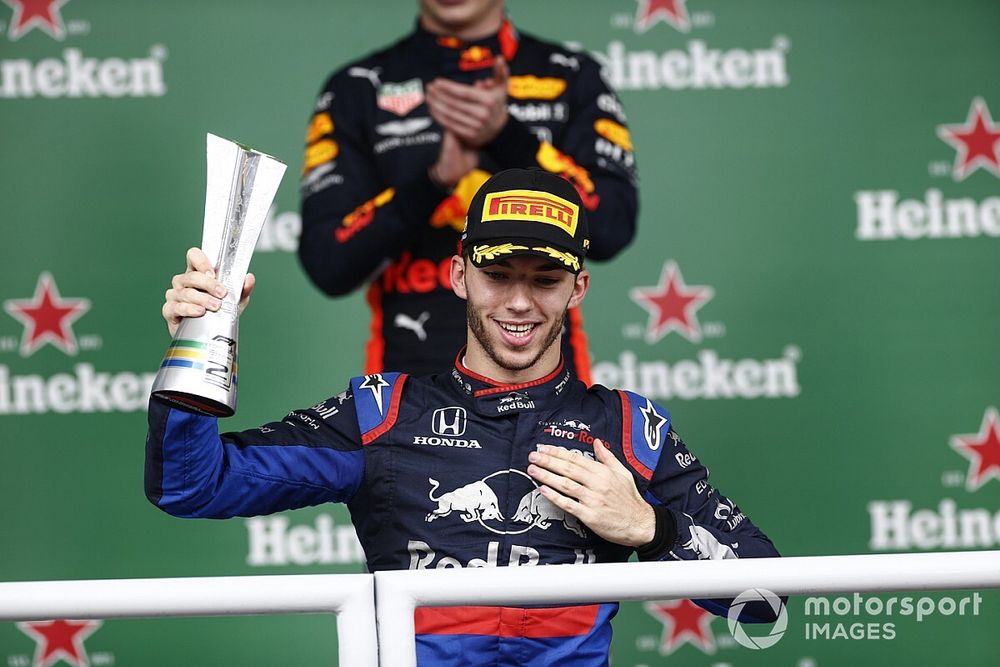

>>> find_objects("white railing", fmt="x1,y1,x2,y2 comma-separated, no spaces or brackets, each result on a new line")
2,552,999,666
376,551,1000,666
0,574,377,666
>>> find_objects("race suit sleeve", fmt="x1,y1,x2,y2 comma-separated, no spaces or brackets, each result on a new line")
144,388,364,519
298,70,449,296
482,56,638,260
616,390,781,622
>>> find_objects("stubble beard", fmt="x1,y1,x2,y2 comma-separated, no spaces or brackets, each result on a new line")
467,299,567,373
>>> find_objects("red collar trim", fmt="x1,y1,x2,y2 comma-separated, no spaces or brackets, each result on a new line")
454,354,567,397
426,19,519,61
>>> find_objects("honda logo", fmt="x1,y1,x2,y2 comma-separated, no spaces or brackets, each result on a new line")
432,407,467,436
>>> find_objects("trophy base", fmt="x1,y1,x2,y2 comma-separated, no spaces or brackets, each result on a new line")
152,390,235,418
150,310,239,418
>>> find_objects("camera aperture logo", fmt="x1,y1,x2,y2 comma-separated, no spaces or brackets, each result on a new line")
727,588,788,649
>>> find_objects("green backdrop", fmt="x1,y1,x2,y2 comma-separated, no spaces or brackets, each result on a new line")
1,0,997,664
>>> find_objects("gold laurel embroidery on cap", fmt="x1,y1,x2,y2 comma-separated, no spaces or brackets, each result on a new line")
472,243,530,264
532,246,580,272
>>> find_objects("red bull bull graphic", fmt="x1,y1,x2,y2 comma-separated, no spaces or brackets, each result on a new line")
513,488,588,538
425,477,504,524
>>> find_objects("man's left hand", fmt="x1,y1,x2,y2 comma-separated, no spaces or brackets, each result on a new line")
527,439,656,548
425,57,509,147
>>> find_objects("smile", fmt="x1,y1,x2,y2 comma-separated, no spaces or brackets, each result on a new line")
497,321,537,338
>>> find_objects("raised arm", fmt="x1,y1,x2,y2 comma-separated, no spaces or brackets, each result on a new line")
148,250,364,518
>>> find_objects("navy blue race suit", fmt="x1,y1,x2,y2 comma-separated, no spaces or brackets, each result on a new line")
298,20,639,379
146,356,780,665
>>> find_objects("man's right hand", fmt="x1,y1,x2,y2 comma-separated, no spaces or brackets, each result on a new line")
162,247,255,337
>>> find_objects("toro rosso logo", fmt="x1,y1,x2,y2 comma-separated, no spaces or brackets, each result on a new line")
424,469,588,538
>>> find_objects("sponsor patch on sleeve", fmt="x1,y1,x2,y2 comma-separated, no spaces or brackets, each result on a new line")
508,75,567,100
350,373,407,444
619,390,672,478
594,118,633,151
303,139,339,174
306,112,334,144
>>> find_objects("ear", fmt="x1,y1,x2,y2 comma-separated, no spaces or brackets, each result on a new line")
568,269,589,309
451,255,468,300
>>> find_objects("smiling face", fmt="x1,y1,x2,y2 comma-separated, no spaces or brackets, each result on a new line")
452,254,589,383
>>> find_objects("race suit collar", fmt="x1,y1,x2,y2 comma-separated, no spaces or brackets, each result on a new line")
412,17,520,66
450,349,572,417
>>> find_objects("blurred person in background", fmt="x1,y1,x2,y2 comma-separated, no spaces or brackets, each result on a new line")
298,0,639,379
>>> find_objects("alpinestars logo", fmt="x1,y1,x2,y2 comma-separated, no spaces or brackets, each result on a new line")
593,260,802,401
639,398,667,450
869,407,1000,551
855,97,1000,241
3,0,68,40
15,619,103,667
4,272,89,357
359,374,390,415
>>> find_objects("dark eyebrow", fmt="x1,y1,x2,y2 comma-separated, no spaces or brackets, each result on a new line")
536,262,564,272
490,259,564,272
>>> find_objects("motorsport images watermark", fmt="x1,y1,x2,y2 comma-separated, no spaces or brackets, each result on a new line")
803,592,983,640
726,590,984,648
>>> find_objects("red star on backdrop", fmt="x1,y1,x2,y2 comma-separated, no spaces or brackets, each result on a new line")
951,407,1000,491
2,0,70,40
4,272,90,357
16,619,102,667
936,97,1000,180
630,261,713,344
634,0,690,33
644,599,716,654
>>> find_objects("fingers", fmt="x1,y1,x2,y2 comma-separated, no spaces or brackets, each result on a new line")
426,87,490,130
527,444,600,499
591,438,630,477
238,273,255,314
528,453,587,498
493,56,509,85
426,77,491,103
186,247,214,275
163,249,227,335
531,444,600,476
425,76,507,146
429,110,482,145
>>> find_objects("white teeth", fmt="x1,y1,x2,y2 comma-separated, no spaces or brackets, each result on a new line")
499,322,535,337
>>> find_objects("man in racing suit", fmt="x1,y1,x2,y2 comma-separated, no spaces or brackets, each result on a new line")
151,170,778,665
298,0,638,380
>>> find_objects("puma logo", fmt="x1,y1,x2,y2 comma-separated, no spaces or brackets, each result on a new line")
347,66,382,87
394,311,430,341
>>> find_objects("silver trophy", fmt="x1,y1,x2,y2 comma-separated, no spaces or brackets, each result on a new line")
151,133,286,417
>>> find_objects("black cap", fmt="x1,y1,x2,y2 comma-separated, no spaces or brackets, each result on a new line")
462,168,590,273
